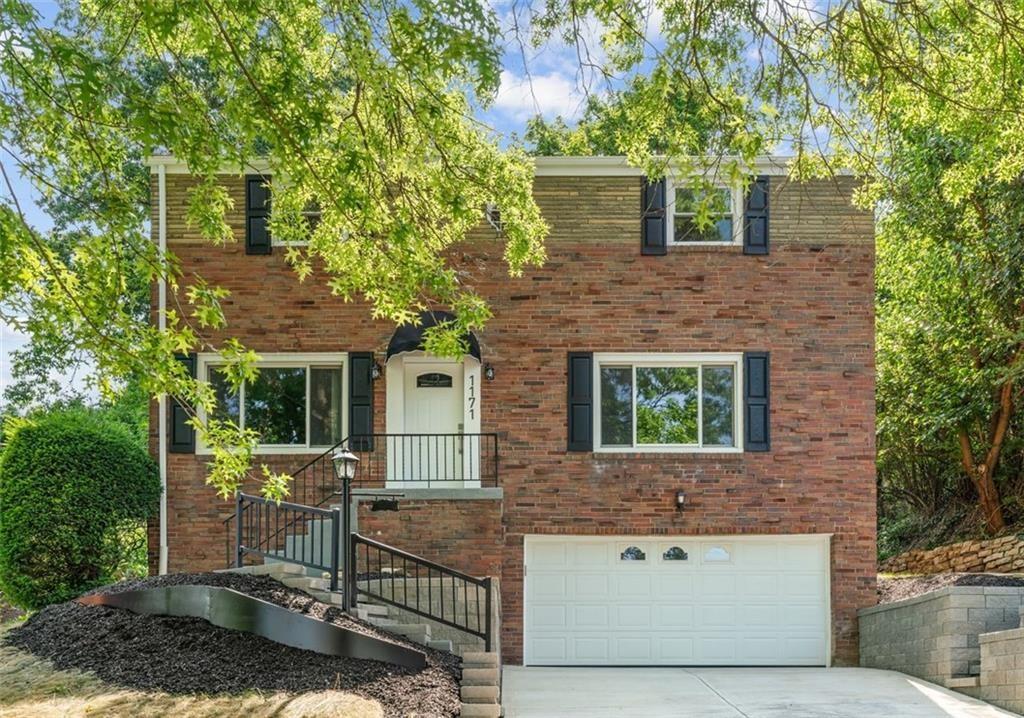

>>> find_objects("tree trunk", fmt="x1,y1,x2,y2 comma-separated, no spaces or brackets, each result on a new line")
958,378,1014,535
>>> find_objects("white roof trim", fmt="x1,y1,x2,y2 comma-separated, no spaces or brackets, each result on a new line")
144,154,843,177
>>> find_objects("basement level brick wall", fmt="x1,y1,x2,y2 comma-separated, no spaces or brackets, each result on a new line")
148,171,876,666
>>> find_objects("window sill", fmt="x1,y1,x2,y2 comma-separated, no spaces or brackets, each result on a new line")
196,447,332,456
667,242,743,252
590,447,745,459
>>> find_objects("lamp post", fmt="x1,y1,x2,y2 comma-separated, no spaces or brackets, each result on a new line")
331,447,359,610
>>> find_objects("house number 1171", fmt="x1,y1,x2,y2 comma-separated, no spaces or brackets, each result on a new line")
467,374,476,420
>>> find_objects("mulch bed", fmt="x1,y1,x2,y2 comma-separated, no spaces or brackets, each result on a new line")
3,572,461,718
879,572,1024,604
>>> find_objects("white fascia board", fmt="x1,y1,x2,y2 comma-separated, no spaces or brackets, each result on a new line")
145,153,849,177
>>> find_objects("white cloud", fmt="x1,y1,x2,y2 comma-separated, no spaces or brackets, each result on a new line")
493,69,589,121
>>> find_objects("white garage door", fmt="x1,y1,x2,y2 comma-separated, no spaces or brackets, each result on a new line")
524,535,830,666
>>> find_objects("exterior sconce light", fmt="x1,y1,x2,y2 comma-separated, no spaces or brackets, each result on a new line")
331,447,360,481
371,361,382,380
675,491,686,512
484,364,495,381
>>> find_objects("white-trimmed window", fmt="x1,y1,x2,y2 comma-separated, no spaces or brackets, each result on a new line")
198,353,346,453
667,179,742,245
594,353,742,451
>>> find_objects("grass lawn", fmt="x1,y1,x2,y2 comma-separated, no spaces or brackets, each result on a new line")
0,625,385,718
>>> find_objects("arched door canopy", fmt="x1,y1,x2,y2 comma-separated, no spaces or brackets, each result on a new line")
385,310,481,362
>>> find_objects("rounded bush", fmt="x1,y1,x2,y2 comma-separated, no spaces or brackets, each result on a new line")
0,408,160,610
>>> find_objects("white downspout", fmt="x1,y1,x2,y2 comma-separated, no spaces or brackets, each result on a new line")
157,163,169,576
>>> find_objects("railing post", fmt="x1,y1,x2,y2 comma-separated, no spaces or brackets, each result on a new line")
329,507,341,593
234,492,244,568
483,576,493,653
341,475,352,611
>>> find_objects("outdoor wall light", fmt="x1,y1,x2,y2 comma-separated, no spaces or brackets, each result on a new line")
675,491,686,512
484,364,495,381
370,361,382,380
331,447,360,481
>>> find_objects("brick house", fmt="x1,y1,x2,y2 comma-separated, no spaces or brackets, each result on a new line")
146,155,876,667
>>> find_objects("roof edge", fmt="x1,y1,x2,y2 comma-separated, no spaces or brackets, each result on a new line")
144,154,850,177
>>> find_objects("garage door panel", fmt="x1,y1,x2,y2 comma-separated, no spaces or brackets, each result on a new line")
613,573,651,597
616,604,652,628
697,603,738,628
573,604,609,628
573,637,610,661
573,573,610,598
654,573,693,598
696,572,737,596
738,543,780,568
572,542,611,567
529,573,567,600
742,572,780,598
529,604,567,628
525,536,829,666
784,572,827,599
738,603,779,628
653,604,693,628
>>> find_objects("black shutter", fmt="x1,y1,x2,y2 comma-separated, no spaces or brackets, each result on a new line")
169,352,197,453
245,174,272,255
567,352,594,451
744,352,770,452
349,352,374,451
743,175,769,255
641,177,667,255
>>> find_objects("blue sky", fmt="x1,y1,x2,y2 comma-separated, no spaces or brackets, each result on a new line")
0,0,624,410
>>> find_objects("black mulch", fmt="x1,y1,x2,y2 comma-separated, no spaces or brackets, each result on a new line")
879,572,1024,604
4,572,461,718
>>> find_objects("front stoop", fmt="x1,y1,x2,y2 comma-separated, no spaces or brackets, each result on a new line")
459,651,502,718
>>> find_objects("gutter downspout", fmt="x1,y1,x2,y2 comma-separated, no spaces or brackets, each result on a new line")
157,163,169,576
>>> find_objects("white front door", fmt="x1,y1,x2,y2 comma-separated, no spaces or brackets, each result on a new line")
524,535,831,666
399,361,464,481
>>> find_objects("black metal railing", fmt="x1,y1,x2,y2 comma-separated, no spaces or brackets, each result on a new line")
233,493,341,590
224,433,499,575
291,433,500,493
228,493,494,651
350,533,493,652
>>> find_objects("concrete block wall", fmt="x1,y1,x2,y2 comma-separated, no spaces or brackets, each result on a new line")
859,586,1024,685
976,626,1024,713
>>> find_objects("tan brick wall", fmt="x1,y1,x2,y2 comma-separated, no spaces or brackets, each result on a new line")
149,171,876,666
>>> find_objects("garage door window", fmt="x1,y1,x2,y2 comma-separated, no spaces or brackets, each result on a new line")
597,355,740,450
662,546,689,561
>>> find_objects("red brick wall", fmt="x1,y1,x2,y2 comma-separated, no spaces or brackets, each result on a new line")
149,172,875,665
357,499,503,579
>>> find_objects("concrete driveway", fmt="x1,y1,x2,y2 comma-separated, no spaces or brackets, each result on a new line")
502,667,1019,718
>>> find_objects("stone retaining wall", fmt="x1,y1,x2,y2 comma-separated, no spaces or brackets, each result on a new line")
881,535,1024,574
858,586,1024,685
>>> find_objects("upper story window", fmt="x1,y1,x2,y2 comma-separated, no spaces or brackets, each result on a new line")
668,182,741,245
199,353,345,452
595,353,742,452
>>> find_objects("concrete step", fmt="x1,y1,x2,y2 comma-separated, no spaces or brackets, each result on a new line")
307,589,345,606
367,617,399,628
460,685,499,703
390,624,432,642
280,576,332,591
947,677,981,689
458,703,500,717
428,639,454,652
462,652,499,667
356,603,390,618
461,667,499,686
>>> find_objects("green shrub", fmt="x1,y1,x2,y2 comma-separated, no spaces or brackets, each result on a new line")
0,408,160,610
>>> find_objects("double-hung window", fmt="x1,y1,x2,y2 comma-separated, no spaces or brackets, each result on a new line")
200,353,345,452
595,354,742,451
668,181,740,245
